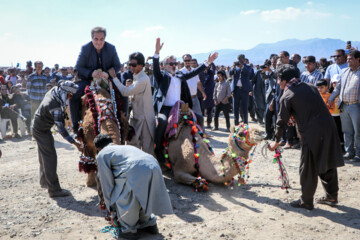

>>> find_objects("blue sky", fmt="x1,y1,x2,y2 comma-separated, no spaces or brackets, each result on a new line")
0,0,358,68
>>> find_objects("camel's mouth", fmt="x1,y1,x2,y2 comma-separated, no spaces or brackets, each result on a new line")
234,124,265,146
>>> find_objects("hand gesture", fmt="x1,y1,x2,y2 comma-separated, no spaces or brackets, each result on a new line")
249,91,253,96
101,72,109,80
92,70,100,79
207,52,218,64
155,38,164,54
327,99,334,108
108,68,116,79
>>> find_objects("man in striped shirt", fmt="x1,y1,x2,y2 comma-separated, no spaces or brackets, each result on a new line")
27,61,47,122
299,56,323,85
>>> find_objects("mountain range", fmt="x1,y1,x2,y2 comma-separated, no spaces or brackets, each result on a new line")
192,38,360,66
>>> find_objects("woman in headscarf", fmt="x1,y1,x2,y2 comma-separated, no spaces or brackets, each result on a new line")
32,80,83,198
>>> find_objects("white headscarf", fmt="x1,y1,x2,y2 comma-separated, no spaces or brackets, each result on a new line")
51,80,79,111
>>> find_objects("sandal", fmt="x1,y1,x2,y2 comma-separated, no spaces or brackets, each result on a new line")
316,196,338,206
290,199,314,210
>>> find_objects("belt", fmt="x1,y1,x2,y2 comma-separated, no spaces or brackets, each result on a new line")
191,95,197,98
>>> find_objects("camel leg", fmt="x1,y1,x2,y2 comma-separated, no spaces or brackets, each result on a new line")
86,171,97,187
174,170,198,185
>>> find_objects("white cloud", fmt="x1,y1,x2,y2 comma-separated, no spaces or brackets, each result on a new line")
120,30,141,38
261,7,331,23
240,10,259,15
144,25,164,32
307,1,313,5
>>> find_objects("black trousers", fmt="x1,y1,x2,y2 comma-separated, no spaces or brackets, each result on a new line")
214,102,230,129
333,116,344,144
202,107,213,126
265,103,275,137
248,95,256,119
32,127,61,192
300,145,339,204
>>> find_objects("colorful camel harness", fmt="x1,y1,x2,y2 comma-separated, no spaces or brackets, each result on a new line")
78,85,121,173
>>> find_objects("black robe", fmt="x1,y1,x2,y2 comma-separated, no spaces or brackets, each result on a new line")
275,82,344,174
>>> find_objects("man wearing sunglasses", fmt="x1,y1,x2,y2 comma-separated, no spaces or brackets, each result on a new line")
152,38,218,163
108,52,155,155
324,49,348,85
71,27,121,137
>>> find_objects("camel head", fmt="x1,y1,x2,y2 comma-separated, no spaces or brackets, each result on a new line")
231,123,265,148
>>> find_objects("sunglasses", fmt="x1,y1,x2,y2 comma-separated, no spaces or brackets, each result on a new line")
184,60,191,62
129,63,138,67
168,62,178,66
332,55,343,58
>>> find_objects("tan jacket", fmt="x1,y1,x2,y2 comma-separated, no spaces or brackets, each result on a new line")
113,70,155,140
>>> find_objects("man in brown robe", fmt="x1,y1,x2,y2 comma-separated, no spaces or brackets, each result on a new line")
268,64,344,210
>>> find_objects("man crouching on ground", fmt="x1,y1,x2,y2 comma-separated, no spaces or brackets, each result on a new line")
94,133,173,239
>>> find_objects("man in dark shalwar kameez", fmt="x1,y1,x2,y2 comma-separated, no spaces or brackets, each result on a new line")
94,134,173,239
268,64,344,210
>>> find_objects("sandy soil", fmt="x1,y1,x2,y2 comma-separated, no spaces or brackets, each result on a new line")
1,116,360,240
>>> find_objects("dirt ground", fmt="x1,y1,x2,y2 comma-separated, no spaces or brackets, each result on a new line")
1,116,360,240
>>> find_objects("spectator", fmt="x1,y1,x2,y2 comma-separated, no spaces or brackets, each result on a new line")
324,49,348,88
0,85,25,138
328,50,360,162
229,54,254,125
0,70,5,84
10,85,31,132
213,70,231,132
202,63,216,129
292,53,306,73
300,56,323,85
26,61,33,75
27,61,47,121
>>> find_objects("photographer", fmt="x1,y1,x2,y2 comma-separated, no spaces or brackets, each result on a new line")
229,54,253,125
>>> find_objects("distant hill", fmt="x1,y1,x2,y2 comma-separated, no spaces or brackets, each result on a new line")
192,38,360,66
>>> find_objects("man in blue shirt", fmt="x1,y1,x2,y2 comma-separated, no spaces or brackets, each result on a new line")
325,49,348,84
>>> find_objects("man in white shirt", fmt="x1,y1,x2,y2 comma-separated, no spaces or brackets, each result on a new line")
152,38,218,163
180,54,208,135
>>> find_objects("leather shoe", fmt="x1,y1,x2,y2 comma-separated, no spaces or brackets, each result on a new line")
343,152,355,160
290,199,314,210
14,133,21,139
49,189,71,198
141,224,159,234
212,127,219,131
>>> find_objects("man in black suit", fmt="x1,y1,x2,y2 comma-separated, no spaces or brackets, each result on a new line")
229,54,254,125
152,38,218,162
71,26,121,135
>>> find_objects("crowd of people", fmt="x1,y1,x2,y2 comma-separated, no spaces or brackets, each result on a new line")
1,26,359,238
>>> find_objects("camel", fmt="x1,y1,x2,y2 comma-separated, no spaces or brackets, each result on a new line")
166,103,264,190
77,86,130,207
